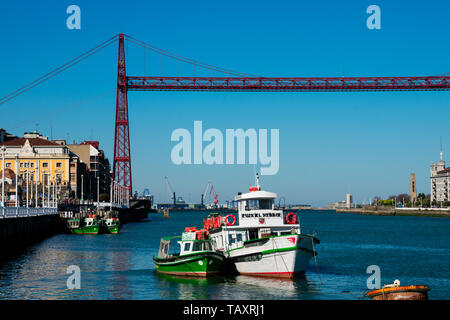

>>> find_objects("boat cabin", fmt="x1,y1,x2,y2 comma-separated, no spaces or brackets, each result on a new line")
156,229,214,259
209,180,300,252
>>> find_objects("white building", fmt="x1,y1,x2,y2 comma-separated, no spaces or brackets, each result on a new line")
430,151,450,203
327,193,353,209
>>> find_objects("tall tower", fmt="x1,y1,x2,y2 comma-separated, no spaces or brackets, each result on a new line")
113,34,132,197
410,173,417,205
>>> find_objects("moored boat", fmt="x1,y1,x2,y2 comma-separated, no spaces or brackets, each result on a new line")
153,227,225,277
103,217,121,234
67,216,101,235
366,280,430,300
208,173,320,279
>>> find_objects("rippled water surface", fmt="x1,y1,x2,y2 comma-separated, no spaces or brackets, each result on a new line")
0,210,448,299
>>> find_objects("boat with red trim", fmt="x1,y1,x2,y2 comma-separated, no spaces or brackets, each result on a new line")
207,173,320,279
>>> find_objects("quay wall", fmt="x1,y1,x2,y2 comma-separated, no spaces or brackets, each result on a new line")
0,208,62,259
335,207,450,217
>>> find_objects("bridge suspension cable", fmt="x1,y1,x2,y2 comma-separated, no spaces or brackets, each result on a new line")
0,34,119,106
123,34,259,77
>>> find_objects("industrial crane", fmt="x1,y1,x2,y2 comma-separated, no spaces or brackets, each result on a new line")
210,185,218,208
164,176,176,207
201,181,210,207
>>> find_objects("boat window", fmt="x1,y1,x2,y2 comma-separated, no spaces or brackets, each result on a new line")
184,242,191,252
248,228,258,240
259,199,273,209
236,233,243,242
246,199,273,210
203,242,212,251
192,242,202,251
228,234,235,245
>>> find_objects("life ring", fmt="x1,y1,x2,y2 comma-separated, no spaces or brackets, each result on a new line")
286,212,297,224
225,214,236,226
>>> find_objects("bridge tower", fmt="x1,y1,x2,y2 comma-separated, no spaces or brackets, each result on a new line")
113,34,132,197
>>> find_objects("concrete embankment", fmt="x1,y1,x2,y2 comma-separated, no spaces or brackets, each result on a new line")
335,207,450,218
0,214,64,259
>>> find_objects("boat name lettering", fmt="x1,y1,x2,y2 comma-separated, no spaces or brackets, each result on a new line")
242,212,281,218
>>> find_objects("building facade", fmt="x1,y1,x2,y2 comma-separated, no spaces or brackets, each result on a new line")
0,132,79,205
67,141,111,201
430,151,450,203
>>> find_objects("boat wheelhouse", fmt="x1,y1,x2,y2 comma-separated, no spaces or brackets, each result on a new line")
208,174,320,278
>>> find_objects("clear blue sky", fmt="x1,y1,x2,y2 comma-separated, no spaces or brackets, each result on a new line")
1,0,449,206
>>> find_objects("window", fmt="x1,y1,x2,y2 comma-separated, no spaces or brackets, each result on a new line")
183,242,191,252
20,163,23,168
56,162,62,168
203,242,212,251
192,242,202,251
236,234,243,243
5,163,11,168
42,162,48,168
259,199,273,209
246,199,273,210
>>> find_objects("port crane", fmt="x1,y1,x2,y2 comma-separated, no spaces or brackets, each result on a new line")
210,185,219,208
164,176,176,207
201,181,210,207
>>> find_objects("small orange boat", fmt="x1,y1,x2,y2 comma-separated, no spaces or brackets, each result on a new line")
366,284,430,300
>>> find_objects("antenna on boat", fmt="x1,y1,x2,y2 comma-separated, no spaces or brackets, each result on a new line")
255,172,261,191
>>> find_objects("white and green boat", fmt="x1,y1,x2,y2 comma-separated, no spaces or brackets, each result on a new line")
103,218,121,234
67,217,101,235
153,228,225,277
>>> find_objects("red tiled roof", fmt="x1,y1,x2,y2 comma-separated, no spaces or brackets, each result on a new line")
1,137,61,147
437,167,450,174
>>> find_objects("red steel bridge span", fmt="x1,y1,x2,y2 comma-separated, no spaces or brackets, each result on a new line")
1,33,450,197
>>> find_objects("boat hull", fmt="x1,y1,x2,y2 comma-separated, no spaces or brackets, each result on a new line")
366,286,430,300
107,225,120,234
69,225,100,235
153,252,225,277
228,234,317,279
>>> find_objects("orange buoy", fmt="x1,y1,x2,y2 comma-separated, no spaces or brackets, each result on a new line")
366,285,429,300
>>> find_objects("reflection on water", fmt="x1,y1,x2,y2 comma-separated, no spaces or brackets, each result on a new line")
0,211,449,299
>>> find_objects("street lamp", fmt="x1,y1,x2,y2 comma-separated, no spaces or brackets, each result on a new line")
15,155,18,207
97,176,100,204
1,145,5,207
81,174,84,203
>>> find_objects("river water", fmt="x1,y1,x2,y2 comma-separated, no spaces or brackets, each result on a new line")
0,210,448,300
